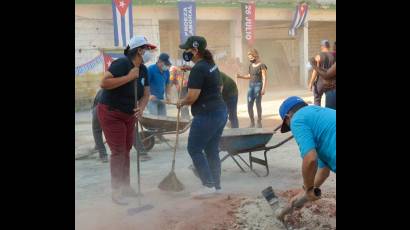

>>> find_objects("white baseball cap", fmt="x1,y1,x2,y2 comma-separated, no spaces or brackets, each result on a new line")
128,35,157,50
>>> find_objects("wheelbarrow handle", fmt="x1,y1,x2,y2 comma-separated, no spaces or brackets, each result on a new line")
273,124,282,132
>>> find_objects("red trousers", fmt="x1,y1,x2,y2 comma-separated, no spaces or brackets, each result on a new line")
97,104,135,190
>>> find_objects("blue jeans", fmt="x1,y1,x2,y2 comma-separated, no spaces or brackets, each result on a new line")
187,107,227,189
225,95,239,128
325,89,336,110
247,82,262,122
148,99,167,116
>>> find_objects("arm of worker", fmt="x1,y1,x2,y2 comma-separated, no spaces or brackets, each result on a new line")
100,67,139,90
290,119,321,202
177,89,200,108
308,55,320,91
314,164,330,188
177,67,205,108
261,66,267,95
310,58,336,80
134,86,150,118
236,73,251,79
134,67,150,118
165,84,172,102
302,149,319,191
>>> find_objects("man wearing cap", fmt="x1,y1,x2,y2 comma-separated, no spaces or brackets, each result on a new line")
147,53,173,116
308,40,335,108
279,96,335,202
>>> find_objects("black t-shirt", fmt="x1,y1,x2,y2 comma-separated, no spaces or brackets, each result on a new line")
99,57,149,114
249,63,267,83
187,59,225,116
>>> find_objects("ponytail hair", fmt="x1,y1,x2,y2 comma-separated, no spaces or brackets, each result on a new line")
200,49,215,65
124,45,130,56
124,45,145,59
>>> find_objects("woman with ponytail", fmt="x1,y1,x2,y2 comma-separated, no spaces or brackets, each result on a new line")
177,36,227,198
97,35,156,205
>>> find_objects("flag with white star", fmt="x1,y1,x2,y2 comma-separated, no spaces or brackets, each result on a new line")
112,0,134,47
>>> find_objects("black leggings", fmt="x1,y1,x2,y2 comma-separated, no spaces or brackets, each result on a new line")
247,82,262,122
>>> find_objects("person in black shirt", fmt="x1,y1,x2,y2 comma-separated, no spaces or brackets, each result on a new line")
237,48,268,128
97,35,155,205
177,36,227,198
308,40,335,107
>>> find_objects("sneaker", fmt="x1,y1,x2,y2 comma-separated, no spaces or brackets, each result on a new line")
100,155,108,163
191,186,217,199
121,186,140,198
215,188,223,195
112,189,129,205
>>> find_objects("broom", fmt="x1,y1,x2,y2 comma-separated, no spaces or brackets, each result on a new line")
158,69,185,192
127,73,154,215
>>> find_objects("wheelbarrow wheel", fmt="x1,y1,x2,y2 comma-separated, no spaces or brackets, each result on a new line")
134,131,155,152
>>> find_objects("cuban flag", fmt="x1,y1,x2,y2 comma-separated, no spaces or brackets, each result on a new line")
103,52,126,72
112,0,134,47
289,3,308,37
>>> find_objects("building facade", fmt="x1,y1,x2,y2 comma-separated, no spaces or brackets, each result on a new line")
75,4,335,110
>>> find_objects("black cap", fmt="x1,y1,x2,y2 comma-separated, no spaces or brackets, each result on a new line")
179,36,207,52
158,53,172,66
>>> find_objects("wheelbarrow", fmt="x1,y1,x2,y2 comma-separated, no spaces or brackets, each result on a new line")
135,114,192,151
219,125,293,177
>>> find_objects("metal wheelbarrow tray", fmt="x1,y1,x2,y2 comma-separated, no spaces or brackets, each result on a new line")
137,114,192,151
219,125,293,177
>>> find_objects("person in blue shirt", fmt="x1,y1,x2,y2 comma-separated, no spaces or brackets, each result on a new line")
279,96,336,202
147,53,173,116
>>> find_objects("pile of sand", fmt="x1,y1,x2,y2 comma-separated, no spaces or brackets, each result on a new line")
157,195,246,230
236,189,336,230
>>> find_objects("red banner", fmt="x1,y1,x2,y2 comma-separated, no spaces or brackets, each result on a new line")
242,1,256,46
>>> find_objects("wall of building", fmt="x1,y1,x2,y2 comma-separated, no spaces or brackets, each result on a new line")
75,5,335,110
308,21,336,59
75,6,161,110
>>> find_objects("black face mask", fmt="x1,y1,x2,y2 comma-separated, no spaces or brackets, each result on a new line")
250,59,256,63
183,51,194,62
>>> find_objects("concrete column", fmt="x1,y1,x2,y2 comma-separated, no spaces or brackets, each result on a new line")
298,21,309,88
230,18,243,62
150,18,161,52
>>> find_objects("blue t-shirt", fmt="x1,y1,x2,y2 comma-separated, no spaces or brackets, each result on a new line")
148,64,170,100
290,105,336,172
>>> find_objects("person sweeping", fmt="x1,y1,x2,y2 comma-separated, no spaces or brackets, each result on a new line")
176,36,227,198
97,35,155,205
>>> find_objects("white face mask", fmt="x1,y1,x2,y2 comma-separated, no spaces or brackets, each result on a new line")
142,50,153,63
161,65,169,71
